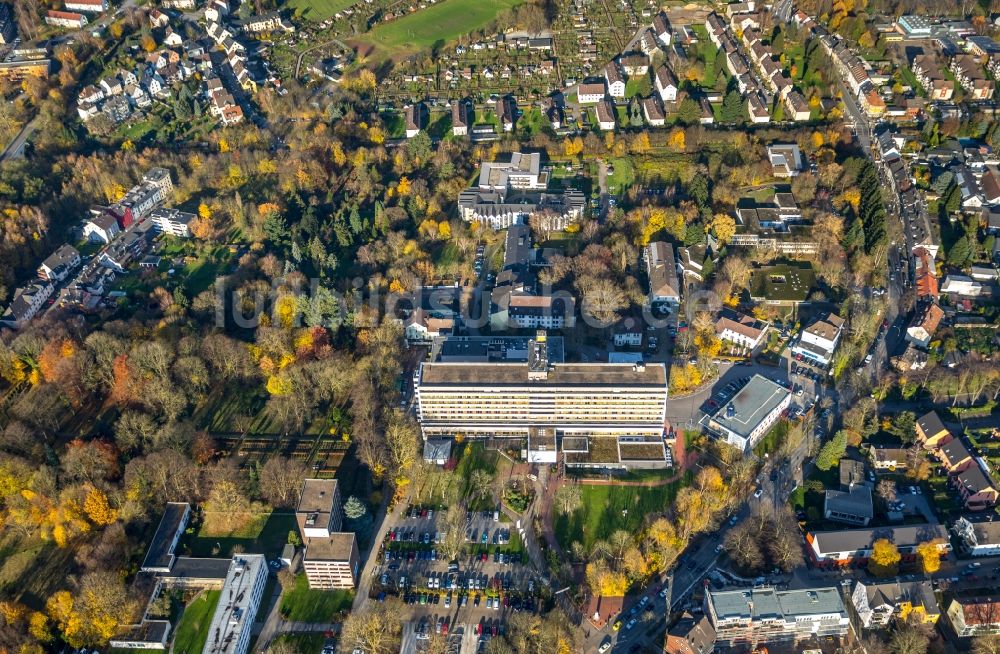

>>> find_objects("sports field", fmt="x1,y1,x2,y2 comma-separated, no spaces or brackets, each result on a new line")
285,0,356,20
357,0,523,58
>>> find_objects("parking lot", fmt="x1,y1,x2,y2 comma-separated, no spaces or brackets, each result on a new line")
374,505,543,652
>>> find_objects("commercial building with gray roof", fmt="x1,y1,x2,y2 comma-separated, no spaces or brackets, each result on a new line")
700,374,790,451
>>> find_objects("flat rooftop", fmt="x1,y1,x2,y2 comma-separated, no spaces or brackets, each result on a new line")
165,557,232,581
304,532,357,562
710,586,846,621
433,335,565,363
706,374,789,439
419,361,667,387
298,478,338,514
203,556,267,654
141,502,190,571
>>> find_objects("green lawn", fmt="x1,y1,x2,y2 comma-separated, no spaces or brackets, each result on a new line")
358,0,524,58
606,157,635,195
284,0,356,20
279,574,354,622
625,76,651,98
270,634,328,654
172,591,220,654
554,477,686,550
182,511,297,558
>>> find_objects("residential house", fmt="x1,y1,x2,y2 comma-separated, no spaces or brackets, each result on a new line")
953,463,999,511
577,82,606,104
714,310,768,351
790,312,845,367
595,98,616,131
938,437,974,474
0,283,53,329
613,320,643,348
37,244,82,283
404,102,424,138
806,524,950,566
892,344,929,371
148,8,168,27
451,99,469,137
946,597,1000,637
404,309,455,343
654,65,678,102
646,241,679,306
83,213,121,244
912,55,954,100
851,581,940,629
916,411,953,450
495,96,515,132
65,0,106,12
785,90,812,121
642,96,665,126
508,294,574,329
905,302,944,349
747,93,769,123
914,247,939,299
664,613,715,654
824,485,874,526
870,446,908,471
44,10,87,28
604,62,625,98
652,12,671,46
233,11,293,34
952,517,1000,557
619,53,649,76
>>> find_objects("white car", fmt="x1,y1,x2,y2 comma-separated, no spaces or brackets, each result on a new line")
599,639,612,653
753,488,763,499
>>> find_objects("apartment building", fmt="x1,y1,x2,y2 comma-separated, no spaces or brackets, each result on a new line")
595,98,616,130
201,555,267,654
508,294,575,329
806,524,950,566
38,244,82,282
604,62,625,97
953,517,1000,557
946,597,1000,637
706,586,849,648
916,410,953,449
1,282,53,329
65,0,106,11
654,65,678,102
953,463,999,511
451,98,470,136
700,374,790,452
415,332,667,441
0,3,16,44
851,580,940,629
151,208,196,237
950,55,995,100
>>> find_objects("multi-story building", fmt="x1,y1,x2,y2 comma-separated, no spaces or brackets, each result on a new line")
905,302,944,349
790,312,845,367
508,294,575,330
953,517,1000,557
595,98,616,130
0,3,16,44
714,310,769,351
851,580,940,629
140,502,192,573
946,597,1000,637
201,555,267,654
950,55,995,100
700,374,790,451
44,10,87,27
414,332,667,442
916,410,952,450
0,50,51,80
0,282,53,329
295,479,359,589
652,12,671,46
953,463,999,511
654,65,678,102
642,96,665,126
451,98,469,136
577,82,606,104
767,143,805,177
64,0,106,12
706,586,849,648
404,102,424,138
869,446,908,470
151,208,196,238
646,241,680,306
477,152,547,191
805,524,950,566
38,244,82,282
604,62,625,97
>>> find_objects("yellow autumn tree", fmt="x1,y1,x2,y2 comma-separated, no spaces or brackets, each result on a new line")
811,131,825,149
564,136,584,157
916,539,944,574
83,487,118,527
711,213,737,245
438,221,451,239
669,364,703,394
396,176,412,196
867,538,901,577
668,129,686,152
266,374,293,396
842,188,861,212
197,203,212,220
275,295,298,328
